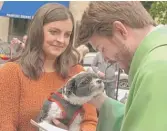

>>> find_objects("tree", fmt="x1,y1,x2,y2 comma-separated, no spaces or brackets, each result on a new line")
141,1,154,12
149,2,167,24
142,1,167,24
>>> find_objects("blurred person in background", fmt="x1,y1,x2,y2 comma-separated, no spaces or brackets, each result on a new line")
76,44,89,64
0,41,12,67
9,35,28,62
22,34,28,44
91,52,117,98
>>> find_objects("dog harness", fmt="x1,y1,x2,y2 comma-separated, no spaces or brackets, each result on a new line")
48,91,83,126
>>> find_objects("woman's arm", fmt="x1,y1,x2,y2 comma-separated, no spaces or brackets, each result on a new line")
0,62,21,131
81,103,98,131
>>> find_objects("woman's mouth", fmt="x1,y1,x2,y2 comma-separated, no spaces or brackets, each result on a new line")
52,44,64,48
51,45,65,50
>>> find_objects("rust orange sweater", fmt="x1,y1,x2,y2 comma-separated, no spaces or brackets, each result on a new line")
0,62,97,131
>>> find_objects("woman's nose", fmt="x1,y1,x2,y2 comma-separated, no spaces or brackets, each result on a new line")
56,34,65,43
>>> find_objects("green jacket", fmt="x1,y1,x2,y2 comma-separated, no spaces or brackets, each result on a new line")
97,25,167,131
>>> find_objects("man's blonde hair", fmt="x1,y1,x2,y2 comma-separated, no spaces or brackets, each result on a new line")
78,1,156,44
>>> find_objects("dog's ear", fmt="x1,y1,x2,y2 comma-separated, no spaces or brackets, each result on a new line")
66,79,77,94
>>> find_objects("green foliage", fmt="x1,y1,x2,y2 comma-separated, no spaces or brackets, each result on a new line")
141,1,167,24
149,2,167,24
141,1,154,12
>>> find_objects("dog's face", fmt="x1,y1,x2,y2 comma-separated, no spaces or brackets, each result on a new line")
62,72,105,105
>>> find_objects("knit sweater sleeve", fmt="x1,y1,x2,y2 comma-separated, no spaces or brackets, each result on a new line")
0,62,21,131
81,103,98,131
72,65,98,131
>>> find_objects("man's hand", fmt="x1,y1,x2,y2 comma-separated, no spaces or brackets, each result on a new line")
88,93,107,111
97,71,105,78
11,38,21,45
52,119,68,130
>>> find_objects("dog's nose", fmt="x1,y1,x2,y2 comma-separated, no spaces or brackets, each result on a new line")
96,79,102,84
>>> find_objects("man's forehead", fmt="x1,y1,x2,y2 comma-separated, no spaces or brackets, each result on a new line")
89,35,106,50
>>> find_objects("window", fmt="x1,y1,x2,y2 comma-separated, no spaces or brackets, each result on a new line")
8,18,31,41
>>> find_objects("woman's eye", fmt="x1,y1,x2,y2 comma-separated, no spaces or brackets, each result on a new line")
64,33,71,38
49,30,59,35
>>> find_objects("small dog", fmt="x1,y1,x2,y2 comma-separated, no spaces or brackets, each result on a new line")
36,72,105,131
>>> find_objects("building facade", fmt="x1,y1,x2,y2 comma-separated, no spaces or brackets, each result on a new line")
0,1,89,42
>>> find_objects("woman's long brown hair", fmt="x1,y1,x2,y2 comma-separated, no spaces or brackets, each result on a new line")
18,3,80,80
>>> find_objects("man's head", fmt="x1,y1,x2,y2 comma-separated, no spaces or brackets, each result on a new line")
78,1,156,73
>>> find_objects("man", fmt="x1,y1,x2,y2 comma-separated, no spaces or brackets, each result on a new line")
91,52,117,98
78,1,167,131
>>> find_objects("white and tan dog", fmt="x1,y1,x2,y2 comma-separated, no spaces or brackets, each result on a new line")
36,72,105,131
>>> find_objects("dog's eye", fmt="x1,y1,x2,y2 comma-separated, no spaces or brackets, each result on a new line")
66,89,72,95
81,79,90,85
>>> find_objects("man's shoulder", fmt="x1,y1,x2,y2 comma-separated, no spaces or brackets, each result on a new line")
131,56,167,91
142,61,167,74
129,60,167,108
134,59,167,88
147,44,167,62
139,44,167,74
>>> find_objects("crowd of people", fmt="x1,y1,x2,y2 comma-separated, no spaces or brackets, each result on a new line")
0,1,167,131
0,35,27,66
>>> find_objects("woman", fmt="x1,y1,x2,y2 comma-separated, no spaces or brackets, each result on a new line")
0,3,97,131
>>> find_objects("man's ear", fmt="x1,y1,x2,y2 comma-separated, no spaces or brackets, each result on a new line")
112,21,128,40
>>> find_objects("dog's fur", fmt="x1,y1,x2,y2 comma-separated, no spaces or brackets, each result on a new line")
36,72,105,131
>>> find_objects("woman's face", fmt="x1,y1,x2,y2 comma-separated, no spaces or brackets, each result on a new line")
43,19,73,60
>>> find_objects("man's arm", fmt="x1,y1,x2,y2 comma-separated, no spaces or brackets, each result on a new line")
121,62,167,131
91,53,99,73
96,97,125,131
91,53,105,78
